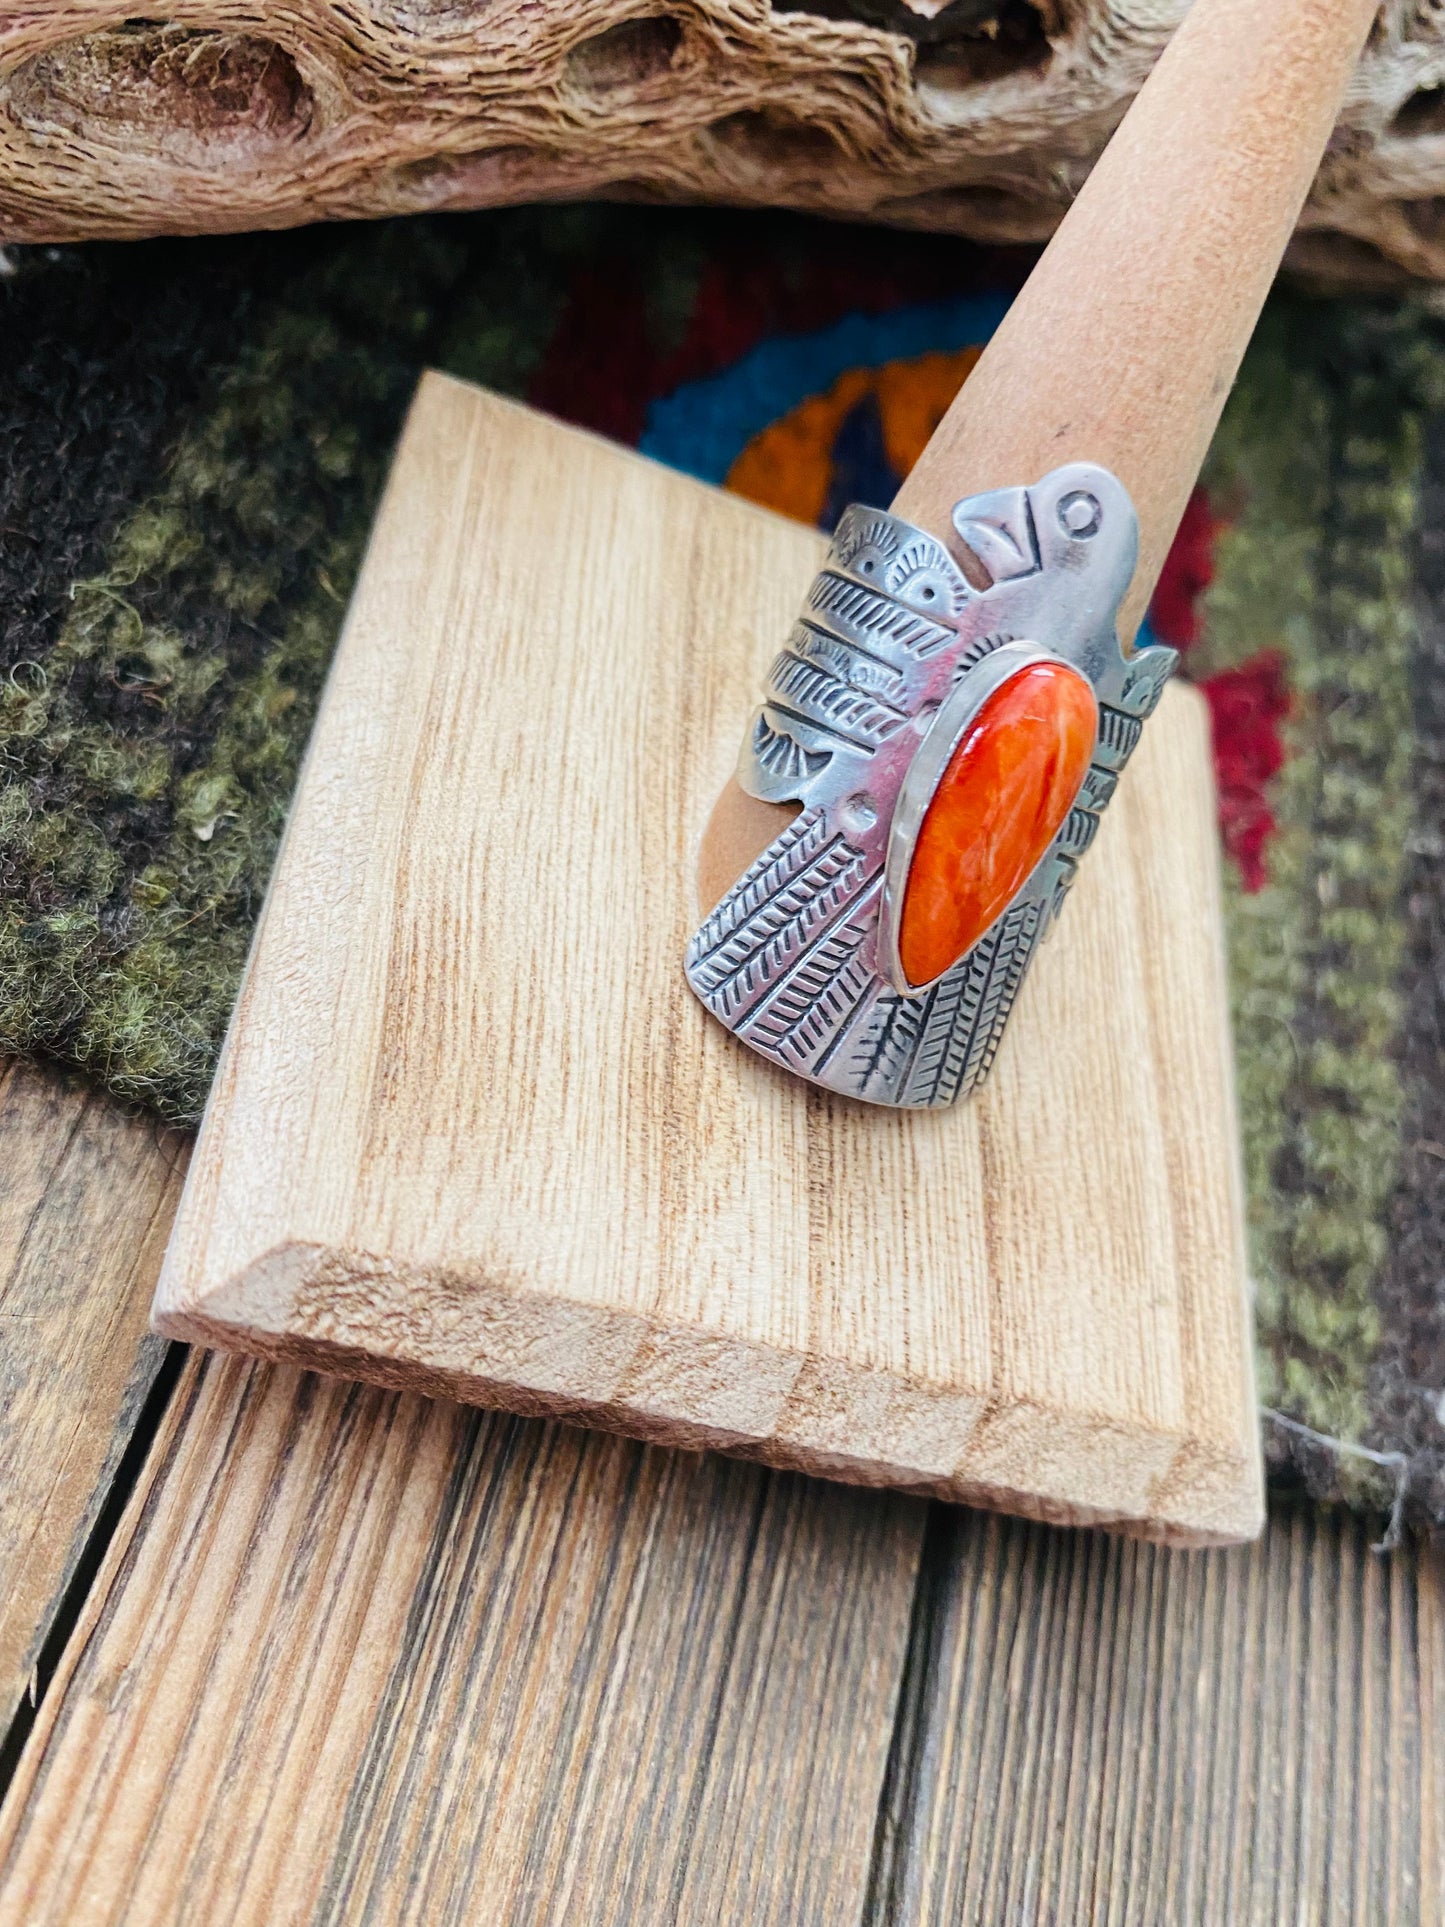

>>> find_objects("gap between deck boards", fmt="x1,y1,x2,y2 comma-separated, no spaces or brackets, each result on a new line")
1,1060,1442,1924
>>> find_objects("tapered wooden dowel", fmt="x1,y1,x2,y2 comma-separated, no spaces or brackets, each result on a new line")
699,0,1377,909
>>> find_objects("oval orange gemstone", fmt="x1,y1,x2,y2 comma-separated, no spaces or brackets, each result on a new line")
898,661,1097,988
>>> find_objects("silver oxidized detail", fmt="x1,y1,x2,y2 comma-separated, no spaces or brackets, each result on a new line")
684,463,1176,1109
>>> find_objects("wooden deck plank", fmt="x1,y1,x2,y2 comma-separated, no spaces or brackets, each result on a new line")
0,1060,186,1737
0,1350,925,1926
866,1505,1445,1925
2,1057,1443,1922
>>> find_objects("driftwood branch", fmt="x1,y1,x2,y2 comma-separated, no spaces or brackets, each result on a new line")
1,1,1443,283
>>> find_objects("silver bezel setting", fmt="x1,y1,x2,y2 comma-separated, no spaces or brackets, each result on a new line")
878,641,1077,999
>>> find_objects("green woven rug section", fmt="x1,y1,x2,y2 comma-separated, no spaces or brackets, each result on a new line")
4,210,1444,1528
1186,306,1445,1525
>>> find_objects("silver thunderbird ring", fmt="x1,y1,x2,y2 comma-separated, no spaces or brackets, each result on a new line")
683,464,1176,1109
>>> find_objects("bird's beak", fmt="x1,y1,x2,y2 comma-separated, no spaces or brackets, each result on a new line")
953,487,1037,587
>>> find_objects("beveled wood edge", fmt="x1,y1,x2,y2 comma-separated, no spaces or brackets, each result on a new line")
154,1247,1264,1548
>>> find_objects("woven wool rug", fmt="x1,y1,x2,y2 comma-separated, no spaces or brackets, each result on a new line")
3,207,1443,1530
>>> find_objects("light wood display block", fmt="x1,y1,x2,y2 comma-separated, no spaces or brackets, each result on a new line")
152,373,1263,1545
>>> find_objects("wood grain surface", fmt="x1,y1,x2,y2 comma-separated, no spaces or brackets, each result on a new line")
152,374,1260,1545
0,1362,1440,1925
0,1351,926,1927
870,1506,1445,1927
0,1058,1441,1923
0,1060,185,1738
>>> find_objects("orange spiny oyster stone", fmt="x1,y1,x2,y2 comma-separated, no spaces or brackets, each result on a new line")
898,661,1098,989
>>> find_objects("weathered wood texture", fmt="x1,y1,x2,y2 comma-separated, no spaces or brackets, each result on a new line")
0,1059,185,1739
2,1,1445,287
152,375,1260,1544
871,1505,1445,1926
0,1351,927,1926
0,1351,1439,1923
0,1058,1440,1924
